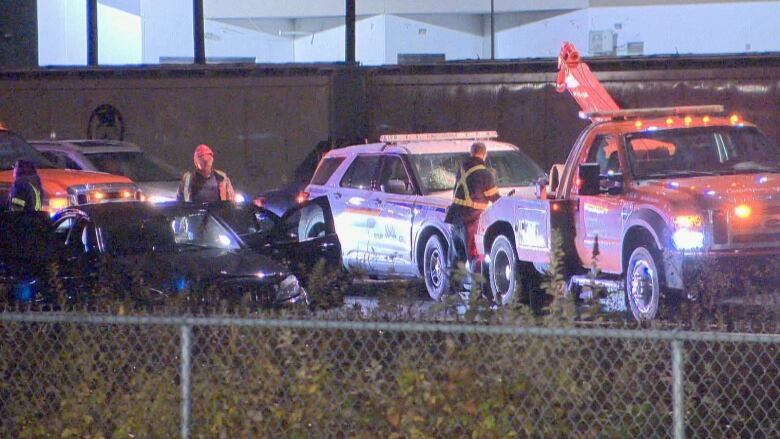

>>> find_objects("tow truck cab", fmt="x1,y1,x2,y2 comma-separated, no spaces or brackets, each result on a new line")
478,106,780,319
0,128,141,213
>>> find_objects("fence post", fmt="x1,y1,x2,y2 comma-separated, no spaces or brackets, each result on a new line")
672,340,685,439
180,324,192,439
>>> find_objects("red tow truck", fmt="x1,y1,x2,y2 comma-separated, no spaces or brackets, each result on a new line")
476,42,780,320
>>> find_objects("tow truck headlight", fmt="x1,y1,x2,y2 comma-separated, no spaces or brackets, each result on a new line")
673,229,705,250
673,214,705,250
734,204,752,219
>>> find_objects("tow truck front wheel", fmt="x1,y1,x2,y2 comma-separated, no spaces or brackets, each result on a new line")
423,235,451,301
625,246,661,321
489,235,519,306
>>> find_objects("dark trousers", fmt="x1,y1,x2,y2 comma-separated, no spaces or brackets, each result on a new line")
449,219,479,286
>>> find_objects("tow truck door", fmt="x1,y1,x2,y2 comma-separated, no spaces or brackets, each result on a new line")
364,154,417,276
572,133,624,273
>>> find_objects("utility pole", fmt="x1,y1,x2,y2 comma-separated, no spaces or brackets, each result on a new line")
490,0,495,60
346,0,356,63
193,0,206,64
87,0,98,65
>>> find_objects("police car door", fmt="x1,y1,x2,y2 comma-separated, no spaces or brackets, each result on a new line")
366,155,417,276
331,154,382,272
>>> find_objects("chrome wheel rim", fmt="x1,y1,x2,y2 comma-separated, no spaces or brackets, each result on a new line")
630,259,655,315
493,248,512,304
428,248,443,289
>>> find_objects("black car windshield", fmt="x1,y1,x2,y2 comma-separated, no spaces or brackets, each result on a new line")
409,150,545,194
100,215,178,255
170,211,241,250
85,151,180,182
626,126,780,179
0,131,56,171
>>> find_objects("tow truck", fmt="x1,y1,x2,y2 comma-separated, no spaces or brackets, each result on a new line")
0,126,141,213
477,42,780,320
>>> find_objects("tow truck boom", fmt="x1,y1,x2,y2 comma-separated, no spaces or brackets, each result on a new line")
556,42,620,120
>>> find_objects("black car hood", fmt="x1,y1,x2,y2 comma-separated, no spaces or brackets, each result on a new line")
110,248,290,291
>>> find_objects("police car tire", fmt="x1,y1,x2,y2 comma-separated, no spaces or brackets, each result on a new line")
423,235,451,301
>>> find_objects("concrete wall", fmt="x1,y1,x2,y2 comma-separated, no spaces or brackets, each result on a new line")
0,67,359,195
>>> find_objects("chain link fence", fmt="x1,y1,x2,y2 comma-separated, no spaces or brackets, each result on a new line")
1,312,778,438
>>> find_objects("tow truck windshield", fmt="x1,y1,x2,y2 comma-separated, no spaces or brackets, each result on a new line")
0,131,56,171
626,126,780,179
410,150,545,194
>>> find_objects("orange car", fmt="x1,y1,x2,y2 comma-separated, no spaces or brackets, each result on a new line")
1,127,141,213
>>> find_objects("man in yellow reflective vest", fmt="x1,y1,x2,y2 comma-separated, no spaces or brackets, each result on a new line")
7,159,43,212
444,142,501,287
177,144,235,203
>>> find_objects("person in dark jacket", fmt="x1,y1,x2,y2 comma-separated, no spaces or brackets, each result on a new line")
7,159,43,212
177,144,235,203
445,142,500,289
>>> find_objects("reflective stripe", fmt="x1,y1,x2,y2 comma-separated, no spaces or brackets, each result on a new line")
182,172,192,202
452,198,489,210
29,183,41,211
452,164,487,209
11,197,25,207
484,186,499,197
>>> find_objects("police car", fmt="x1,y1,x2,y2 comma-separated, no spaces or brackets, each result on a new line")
302,131,544,300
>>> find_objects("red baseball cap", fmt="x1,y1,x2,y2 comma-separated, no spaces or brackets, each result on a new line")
194,144,213,159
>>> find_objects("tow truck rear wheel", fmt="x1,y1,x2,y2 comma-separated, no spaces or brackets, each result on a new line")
625,246,661,321
423,235,451,301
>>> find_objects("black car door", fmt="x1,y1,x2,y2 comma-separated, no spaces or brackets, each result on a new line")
270,196,342,278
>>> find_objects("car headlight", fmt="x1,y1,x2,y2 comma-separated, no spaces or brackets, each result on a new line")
148,195,176,203
275,274,308,304
673,229,705,250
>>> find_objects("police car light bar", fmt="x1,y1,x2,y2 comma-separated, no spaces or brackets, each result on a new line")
580,105,725,121
380,131,498,143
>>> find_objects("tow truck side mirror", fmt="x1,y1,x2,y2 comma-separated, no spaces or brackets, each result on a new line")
603,173,624,196
578,163,601,196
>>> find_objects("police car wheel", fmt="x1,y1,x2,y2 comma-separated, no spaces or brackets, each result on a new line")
489,235,518,306
423,235,450,301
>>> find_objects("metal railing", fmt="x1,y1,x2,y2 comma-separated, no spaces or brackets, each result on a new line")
1,312,778,438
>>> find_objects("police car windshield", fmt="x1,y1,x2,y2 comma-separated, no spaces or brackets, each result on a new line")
85,151,180,182
410,150,544,194
627,126,780,179
0,131,56,171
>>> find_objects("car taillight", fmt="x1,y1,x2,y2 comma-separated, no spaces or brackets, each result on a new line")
295,192,309,204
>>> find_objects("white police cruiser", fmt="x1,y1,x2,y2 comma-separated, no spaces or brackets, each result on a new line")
302,131,544,300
